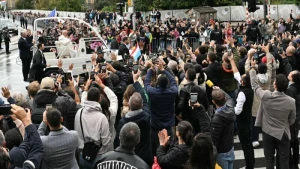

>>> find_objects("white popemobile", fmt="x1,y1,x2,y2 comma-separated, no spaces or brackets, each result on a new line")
32,17,116,75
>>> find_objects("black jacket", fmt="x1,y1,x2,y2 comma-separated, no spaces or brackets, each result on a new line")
29,50,46,82
110,39,119,50
210,28,223,45
156,144,190,169
32,89,77,130
195,105,211,136
211,91,235,153
114,82,153,166
286,83,300,141
94,147,150,169
203,62,222,103
118,43,129,57
18,37,33,59
176,83,209,133
246,24,261,42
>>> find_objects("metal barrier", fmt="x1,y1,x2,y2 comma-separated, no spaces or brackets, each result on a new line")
150,37,199,53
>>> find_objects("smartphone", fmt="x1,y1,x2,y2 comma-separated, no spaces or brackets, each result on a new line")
133,64,139,74
82,64,86,70
101,64,106,73
227,48,232,56
0,104,12,116
128,59,133,66
190,93,198,105
253,53,259,60
65,72,72,81
78,77,85,86
46,104,52,111
90,71,97,81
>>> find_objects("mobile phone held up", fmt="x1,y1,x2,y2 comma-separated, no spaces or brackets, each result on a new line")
101,64,106,73
0,104,12,116
227,48,232,56
128,59,133,67
133,64,139,74
190,93,198,105
46,104,52,111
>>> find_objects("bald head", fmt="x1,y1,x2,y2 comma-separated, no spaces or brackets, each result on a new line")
21,31,27,38
128,92,143,111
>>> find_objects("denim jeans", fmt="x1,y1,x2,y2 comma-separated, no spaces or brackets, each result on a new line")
217,147,235,169
151,127,174,156
79,153,102,169
159,41,165,50
171,40,177,49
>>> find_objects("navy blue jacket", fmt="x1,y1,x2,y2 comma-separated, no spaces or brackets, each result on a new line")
114,82,153,166
145,69,178,130
9,124,43,169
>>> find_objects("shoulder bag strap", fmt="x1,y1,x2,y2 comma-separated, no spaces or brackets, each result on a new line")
79,108,85,142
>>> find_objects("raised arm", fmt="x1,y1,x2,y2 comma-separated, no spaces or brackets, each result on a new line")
104,86,118,120
132,70,150,113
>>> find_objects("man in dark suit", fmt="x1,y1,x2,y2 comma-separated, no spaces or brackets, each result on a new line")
26,29,34,61
95,11,101,26
29,43,48,83
118,37,130,58
3,27,10,54
18,31,34,81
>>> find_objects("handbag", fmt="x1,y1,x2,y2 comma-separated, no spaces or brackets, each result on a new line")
80,109,101,161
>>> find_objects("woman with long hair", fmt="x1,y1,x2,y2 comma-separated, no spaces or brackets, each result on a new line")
121,84,135,117
156,121,194,169
98,79,118,151
186,133,215,169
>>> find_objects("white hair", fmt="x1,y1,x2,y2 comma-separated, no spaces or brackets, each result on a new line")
12,91,27,103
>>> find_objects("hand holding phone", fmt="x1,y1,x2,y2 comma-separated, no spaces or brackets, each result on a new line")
190,93,198,105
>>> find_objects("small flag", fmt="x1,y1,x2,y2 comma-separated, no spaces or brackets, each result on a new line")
49,8,56,17
130,44,141,61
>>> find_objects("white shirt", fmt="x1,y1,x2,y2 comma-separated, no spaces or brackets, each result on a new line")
58,35,71,46
235,92,246,115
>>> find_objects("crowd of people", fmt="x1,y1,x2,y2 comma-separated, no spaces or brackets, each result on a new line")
0,7,300,169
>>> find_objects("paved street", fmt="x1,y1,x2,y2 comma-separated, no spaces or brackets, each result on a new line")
0,50,27,98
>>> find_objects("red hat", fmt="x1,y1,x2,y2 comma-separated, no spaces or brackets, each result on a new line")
261,56,267,64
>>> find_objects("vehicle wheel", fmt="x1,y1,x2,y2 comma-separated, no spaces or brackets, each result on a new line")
44,67,60,77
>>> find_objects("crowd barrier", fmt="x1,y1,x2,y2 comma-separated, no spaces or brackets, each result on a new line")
150,37,199,53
